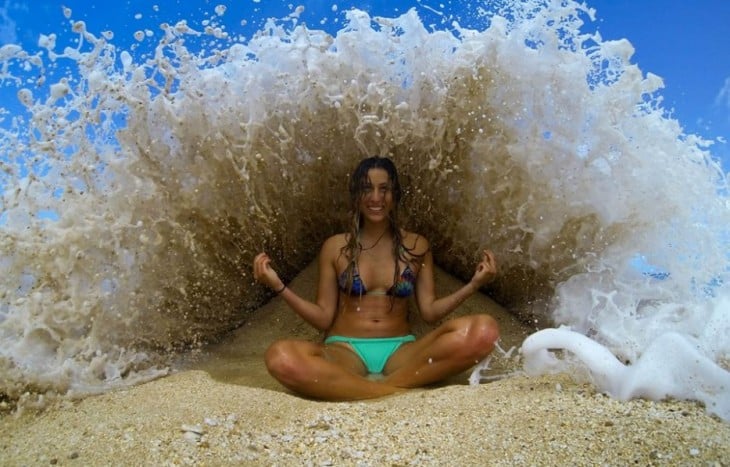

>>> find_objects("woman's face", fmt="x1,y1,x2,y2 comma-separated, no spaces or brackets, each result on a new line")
359,168,394,224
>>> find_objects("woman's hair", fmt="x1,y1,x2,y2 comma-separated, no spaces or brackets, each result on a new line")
340,156,409,298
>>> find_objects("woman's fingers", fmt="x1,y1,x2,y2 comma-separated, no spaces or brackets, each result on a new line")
473,249,498,285
484,250,497,268
253,252,271,280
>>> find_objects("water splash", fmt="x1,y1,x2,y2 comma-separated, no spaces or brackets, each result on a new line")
521,326,730,421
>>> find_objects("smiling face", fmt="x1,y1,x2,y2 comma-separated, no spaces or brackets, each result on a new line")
348,156,402,229
359,168,394,224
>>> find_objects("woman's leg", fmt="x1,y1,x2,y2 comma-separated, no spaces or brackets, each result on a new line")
382,314,500,388
264,339,405,400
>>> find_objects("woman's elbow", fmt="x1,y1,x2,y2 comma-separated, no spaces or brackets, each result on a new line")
420,310,440,325
315,311,335,331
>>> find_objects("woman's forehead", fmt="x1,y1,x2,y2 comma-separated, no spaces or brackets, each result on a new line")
365,168,390,184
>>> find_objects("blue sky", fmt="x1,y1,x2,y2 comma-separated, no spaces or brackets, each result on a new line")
1,0,729,169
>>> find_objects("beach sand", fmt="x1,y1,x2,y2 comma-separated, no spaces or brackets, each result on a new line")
1,263,728,466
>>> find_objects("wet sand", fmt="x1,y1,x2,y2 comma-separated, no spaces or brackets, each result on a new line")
1,263,728,465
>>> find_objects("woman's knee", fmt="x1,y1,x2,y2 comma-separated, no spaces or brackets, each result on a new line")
264,340,308,384
454,314,500,359
474,314,500,346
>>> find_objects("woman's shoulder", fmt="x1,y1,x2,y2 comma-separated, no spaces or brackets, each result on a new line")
401,230,430,256
320,233,349,256
318,234,349,270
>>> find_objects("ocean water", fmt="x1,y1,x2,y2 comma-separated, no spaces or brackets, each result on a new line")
1,1,728,419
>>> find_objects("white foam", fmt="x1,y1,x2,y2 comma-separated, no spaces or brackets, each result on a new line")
521,326,730,421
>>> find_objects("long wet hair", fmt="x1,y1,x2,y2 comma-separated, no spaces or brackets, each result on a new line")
340,156,410,296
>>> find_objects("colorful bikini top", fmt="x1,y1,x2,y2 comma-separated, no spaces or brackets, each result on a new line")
338,263,416,298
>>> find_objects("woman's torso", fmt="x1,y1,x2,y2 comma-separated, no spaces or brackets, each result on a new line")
326,231,424,338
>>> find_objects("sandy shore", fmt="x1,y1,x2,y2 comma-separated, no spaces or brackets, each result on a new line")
2,264,729,465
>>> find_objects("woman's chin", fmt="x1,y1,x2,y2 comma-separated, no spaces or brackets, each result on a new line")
363,213,388,223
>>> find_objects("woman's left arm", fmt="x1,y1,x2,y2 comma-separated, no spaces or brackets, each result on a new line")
415,248,498,324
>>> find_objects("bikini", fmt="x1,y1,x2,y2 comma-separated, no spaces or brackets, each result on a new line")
325,263,417,373
324,335,416,373
336,263,417,298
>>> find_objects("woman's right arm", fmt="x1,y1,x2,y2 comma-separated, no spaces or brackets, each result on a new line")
252,236,341,331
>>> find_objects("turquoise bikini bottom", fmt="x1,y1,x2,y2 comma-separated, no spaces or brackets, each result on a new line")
324,335,416,374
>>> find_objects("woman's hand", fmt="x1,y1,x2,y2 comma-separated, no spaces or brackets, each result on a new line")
253,252,285,292
470,249,498,288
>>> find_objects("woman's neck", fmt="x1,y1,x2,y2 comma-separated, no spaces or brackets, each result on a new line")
358,223,391,251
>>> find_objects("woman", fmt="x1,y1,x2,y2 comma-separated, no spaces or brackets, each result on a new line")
253,156,499,400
